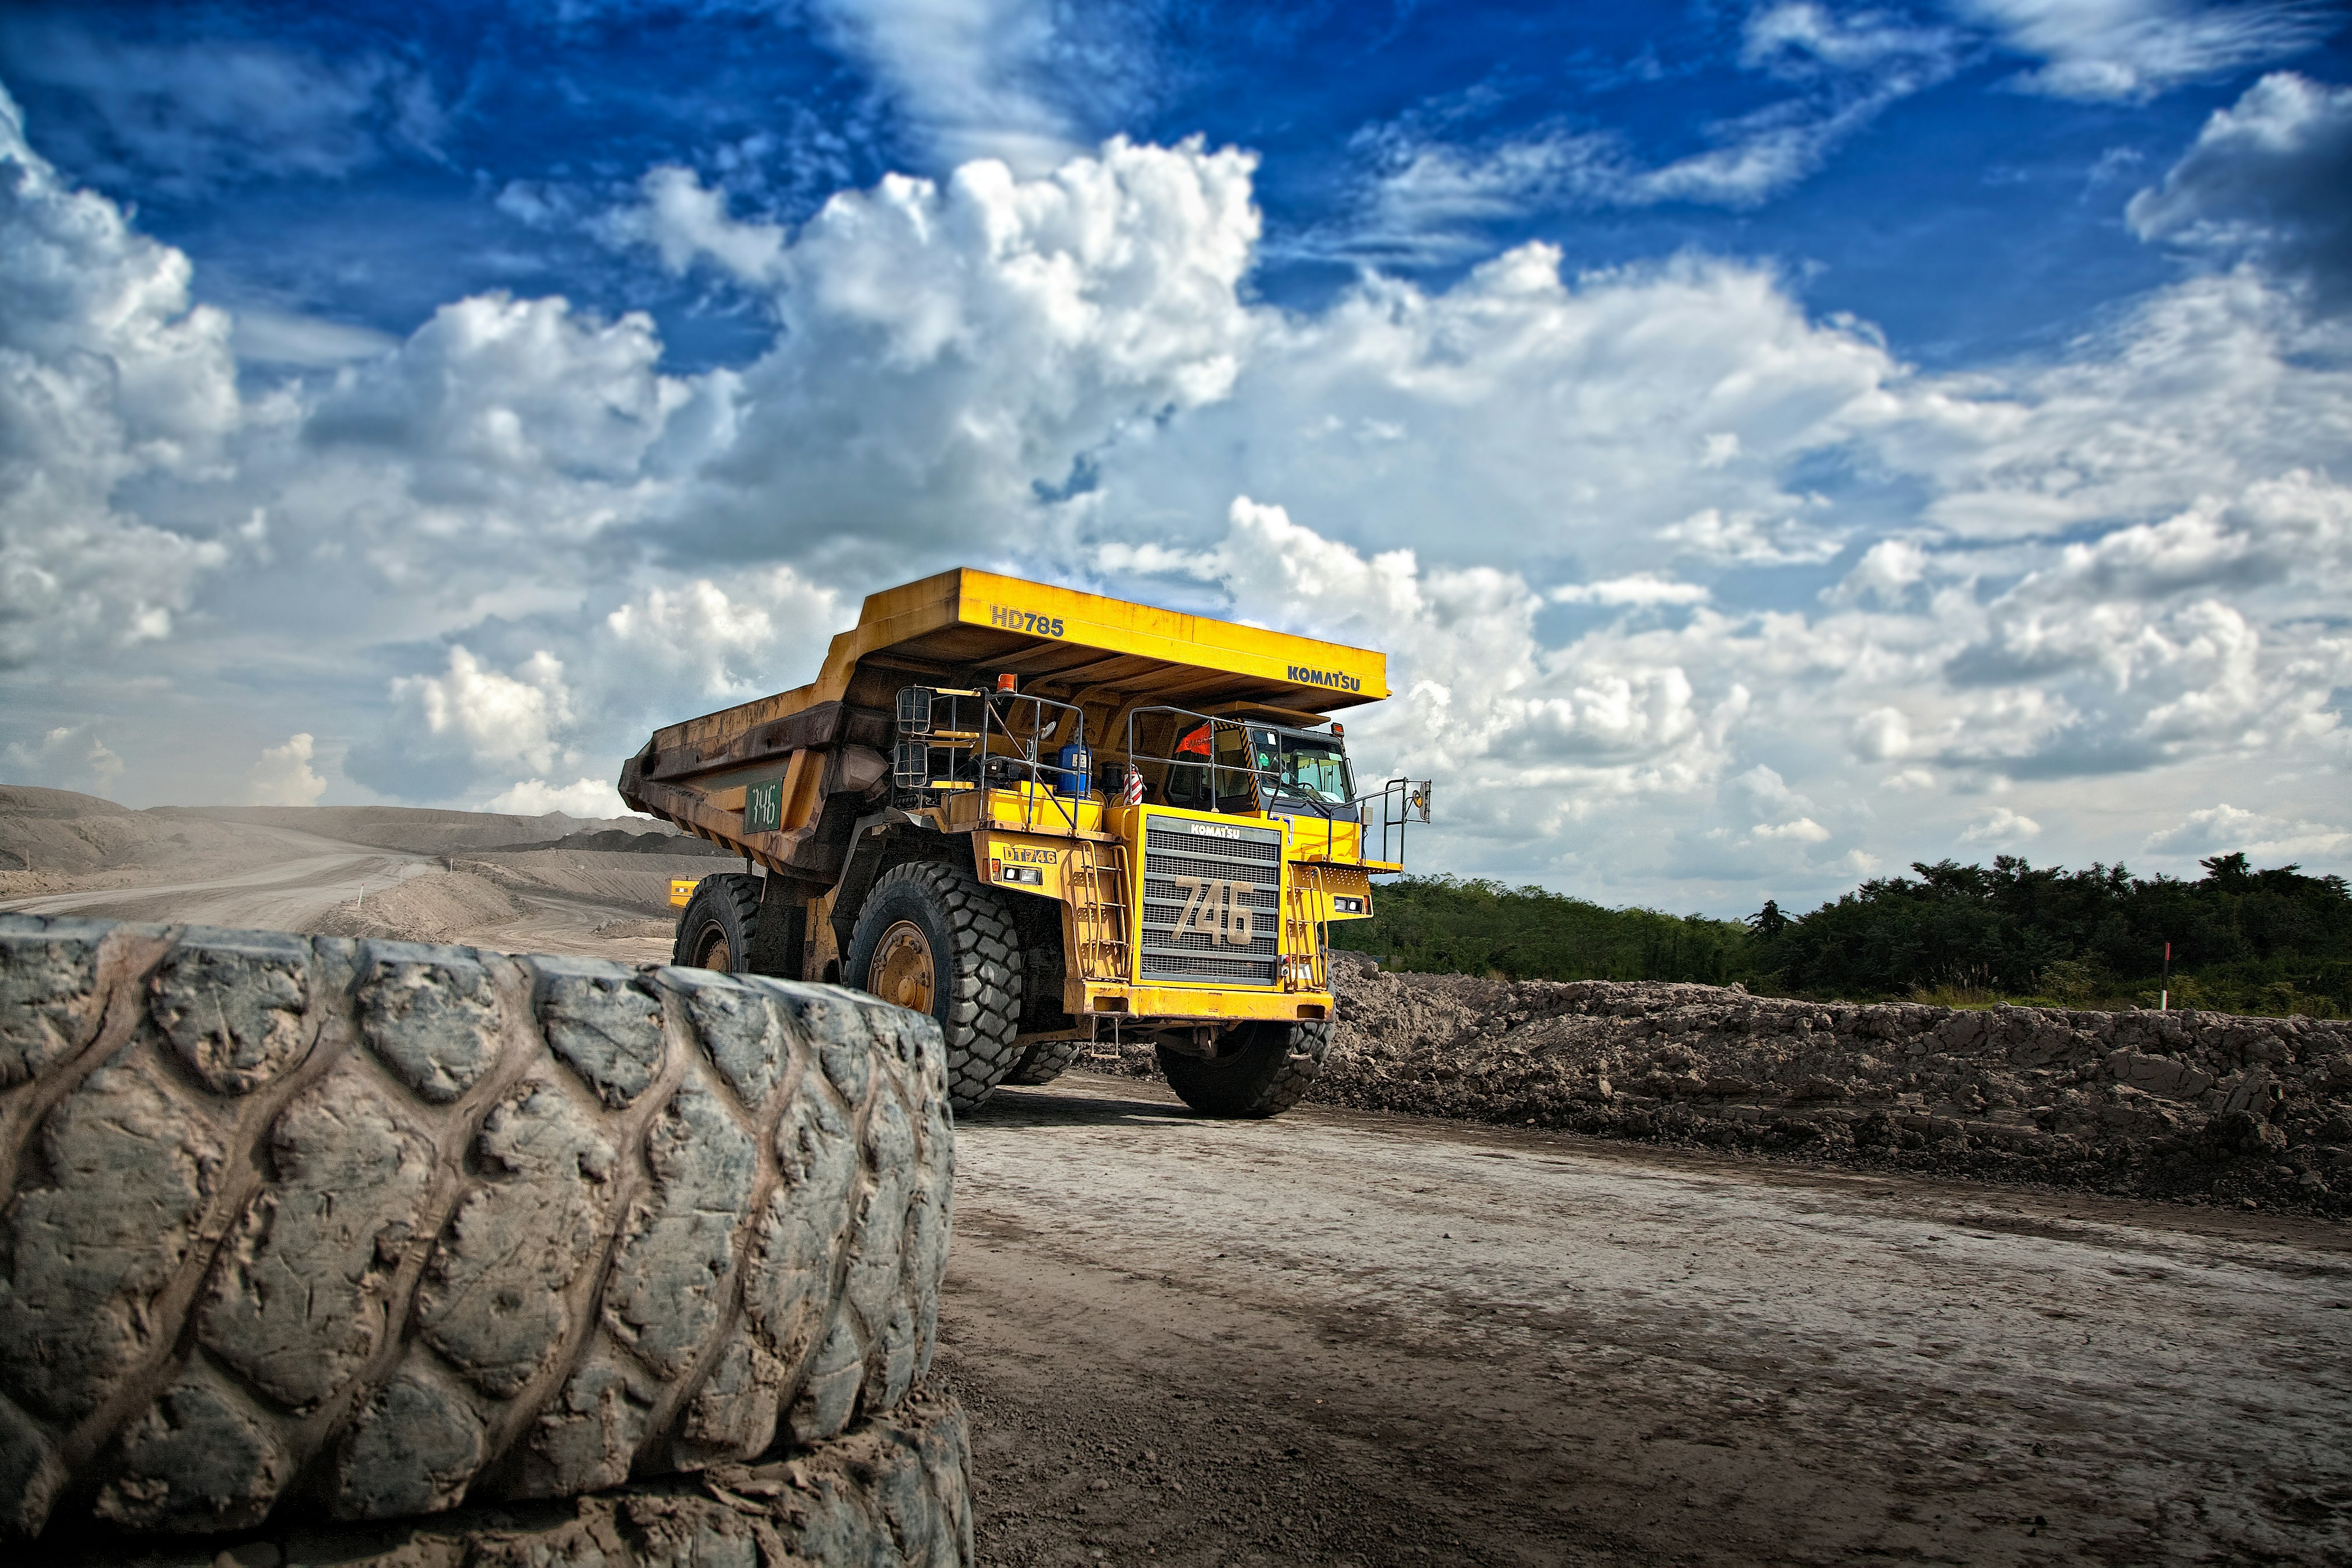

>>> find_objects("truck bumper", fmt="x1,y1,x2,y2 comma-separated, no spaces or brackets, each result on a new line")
1079,985,1333,1023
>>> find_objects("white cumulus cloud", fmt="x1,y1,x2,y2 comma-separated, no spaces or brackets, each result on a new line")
2145,802,2349,859
2128,72,2352,308
484,776,634,819
0,85,239,669
1961,805,2043,844
245,732,327,807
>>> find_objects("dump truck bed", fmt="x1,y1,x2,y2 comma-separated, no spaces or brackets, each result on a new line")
621,568,1388,876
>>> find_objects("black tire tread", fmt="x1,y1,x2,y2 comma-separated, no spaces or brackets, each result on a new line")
1005,1037,1086,1086
0,914,954,1541
22,1389,973,1567
845,863,1024,1113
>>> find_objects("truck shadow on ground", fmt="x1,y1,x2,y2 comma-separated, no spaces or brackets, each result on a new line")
957,1083,1202,1129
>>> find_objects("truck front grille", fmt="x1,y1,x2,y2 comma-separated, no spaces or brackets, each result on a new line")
1138,818,1284,987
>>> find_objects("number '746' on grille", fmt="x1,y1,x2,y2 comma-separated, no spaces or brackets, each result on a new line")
1171,876,1257,946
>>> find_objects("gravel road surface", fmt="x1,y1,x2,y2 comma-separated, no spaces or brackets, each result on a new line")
0,821,430,925
938,1071,2352,1567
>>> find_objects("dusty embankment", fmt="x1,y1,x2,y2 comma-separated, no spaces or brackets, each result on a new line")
155,802,663,854
0,793,718,964
1102,953,2352,1217
0,785,313,895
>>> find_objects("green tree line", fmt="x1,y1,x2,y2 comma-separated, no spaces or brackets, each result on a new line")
1333,853,2352,1016
1326,875,1754,985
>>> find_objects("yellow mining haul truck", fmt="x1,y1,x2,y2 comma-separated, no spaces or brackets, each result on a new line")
620,567,1430,1115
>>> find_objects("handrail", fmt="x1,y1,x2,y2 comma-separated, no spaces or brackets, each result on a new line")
1119,704,1271,816
1366,776,1433,864
893,686,1093,833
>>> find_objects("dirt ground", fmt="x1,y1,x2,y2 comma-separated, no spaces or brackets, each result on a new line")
938,1069,2351,1568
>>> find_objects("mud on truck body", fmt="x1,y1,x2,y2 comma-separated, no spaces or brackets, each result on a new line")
620,568,1430,1115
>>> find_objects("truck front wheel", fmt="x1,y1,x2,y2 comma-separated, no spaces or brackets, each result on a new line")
1159,1019,1332,1118
845,860,1025,1111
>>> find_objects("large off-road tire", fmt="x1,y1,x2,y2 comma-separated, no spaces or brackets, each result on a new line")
0,914,954,1542
1158,1018,1332,1118
843,863,1023,1113
672,872,762,972
1005,1037,1086,1086
24,1389,974,1567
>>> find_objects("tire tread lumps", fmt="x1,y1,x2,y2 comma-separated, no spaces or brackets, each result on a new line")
0,915,953,1542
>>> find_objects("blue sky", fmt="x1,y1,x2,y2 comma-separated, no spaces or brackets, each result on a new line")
2,3,2308,362
2,0,2349,913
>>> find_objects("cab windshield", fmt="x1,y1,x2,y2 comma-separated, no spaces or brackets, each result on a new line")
1163,723,1355,812
1253,729,1354,807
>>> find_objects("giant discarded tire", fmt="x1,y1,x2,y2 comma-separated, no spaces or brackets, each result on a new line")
843,862,1025,1113
25,1388,974,1568
1159,1018,1332,1118
0,914,954,1542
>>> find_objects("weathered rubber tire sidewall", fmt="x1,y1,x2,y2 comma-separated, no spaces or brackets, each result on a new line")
1158,1018,1332,1118
0,914,955,1543
844,863,1024,1113
672,873,760,971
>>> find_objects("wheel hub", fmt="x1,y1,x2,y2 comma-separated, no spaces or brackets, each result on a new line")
871,920,936,1013
695,924,733,973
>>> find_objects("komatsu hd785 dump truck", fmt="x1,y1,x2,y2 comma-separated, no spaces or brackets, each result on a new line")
619,568,1430,1115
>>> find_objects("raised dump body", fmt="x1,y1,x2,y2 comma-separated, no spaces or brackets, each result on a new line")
620,567,1429,1114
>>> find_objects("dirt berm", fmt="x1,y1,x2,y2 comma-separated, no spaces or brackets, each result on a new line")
1101,953,2352,1215
0,913,962,1558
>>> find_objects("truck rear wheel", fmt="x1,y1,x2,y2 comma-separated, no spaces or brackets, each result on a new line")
673,872,760,971
845,862,1024,1111
1006,1037,1086,1085
1159,1019,1331,1118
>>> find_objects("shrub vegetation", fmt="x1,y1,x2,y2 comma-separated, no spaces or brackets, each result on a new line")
1335,853,2352,1017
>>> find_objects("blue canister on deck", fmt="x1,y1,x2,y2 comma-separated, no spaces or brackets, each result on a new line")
1053,743,1093,796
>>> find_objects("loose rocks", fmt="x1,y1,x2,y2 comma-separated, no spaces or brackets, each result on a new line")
1104,954,2352,1214
0,915,955,1541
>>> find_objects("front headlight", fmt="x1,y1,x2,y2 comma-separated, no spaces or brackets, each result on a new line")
1331,896,1365,914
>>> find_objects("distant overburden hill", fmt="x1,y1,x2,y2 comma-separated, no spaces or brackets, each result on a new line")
1333,854,2352,1019
155,804,667,855
0,788,698,872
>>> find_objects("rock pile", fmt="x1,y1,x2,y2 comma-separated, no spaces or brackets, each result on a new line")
1112,954,2352,1215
